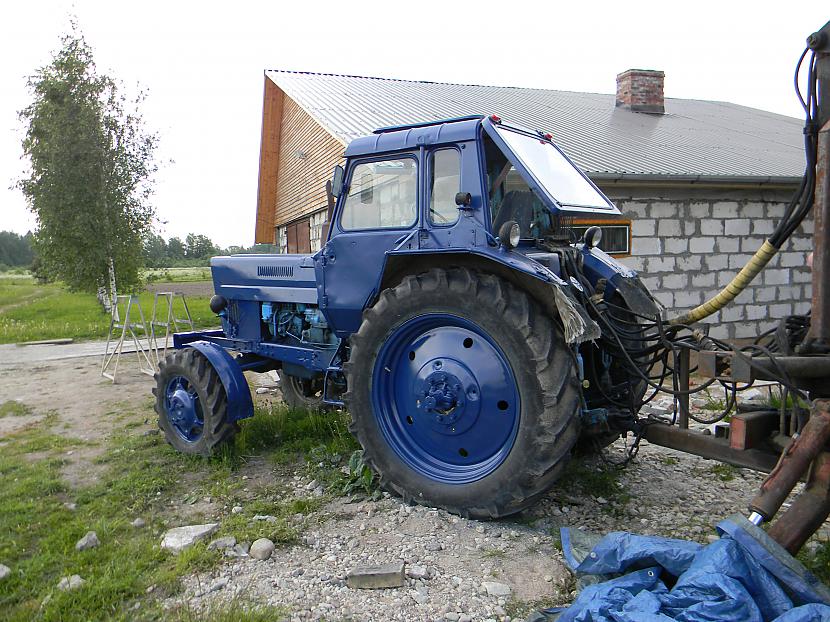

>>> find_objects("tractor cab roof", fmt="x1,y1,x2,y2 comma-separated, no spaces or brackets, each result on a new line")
344,116,483,157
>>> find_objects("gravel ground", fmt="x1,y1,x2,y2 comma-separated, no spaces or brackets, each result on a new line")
171,390,825,622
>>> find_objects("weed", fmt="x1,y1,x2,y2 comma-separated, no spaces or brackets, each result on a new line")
799,538,830,585
0,400,31,417
555,459,622,500
341,450,380,499
710,463,737,482
481,547,507,559
659,456,679,466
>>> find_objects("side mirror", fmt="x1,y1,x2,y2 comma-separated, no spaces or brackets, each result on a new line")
455,192,472,207
331,165,345,198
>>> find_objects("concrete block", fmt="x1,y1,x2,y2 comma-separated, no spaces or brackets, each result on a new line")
692,272,716,287
717,271,736,287
793,269,812,283
664,238,688,254
722,305,745,322
769,303,792,318
803,283,812,299
712,202,740,218
634,237,661,255
707,323,730,340
683,220,697,236
716,238,740,253
791,237,813,251
764,269,790,286
347,562,406,589
745,305,768,321
674,290,702,307
676,255,703,271
623,203,649,218
657,219,682,236
741,202,766,217
700,220,724,236
647,256,676,272
729,254,753,269
640,276,661,291
780,252,806,268
689,237,715,254
777,285,800,300
661,273,687,289
689,202,711,218
704,255,729,271
649,202,677,218
752,220,775,235
724,219,751,236
734,322,761,338
623,256,646,272
653,290,674,307
794,301,811,314
741,237,766,253
632,218,656,237
755,287,778,303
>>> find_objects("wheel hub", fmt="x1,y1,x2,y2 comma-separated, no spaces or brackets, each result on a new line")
415,362,481,433
165,376,203,442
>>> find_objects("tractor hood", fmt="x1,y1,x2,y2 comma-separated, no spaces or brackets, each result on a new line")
481,117,620,216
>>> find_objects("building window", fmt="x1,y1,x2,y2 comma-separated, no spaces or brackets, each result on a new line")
276,226,287,254
340,157,418,230
429,149,461,225
309,210,327,252
572,220,632,256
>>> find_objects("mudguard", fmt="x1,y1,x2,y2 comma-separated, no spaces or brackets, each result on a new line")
185,341,254,422
581,246,660,317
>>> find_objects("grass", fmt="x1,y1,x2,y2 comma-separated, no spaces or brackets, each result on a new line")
709,463,738,482
143,267,211,283
555,458,627,503
0,398,358,621
0,400,32,417
0,276,216,344
800,539,830,585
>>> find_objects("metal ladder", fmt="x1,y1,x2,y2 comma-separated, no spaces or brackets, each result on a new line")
149,292,194,363
101,295,156,382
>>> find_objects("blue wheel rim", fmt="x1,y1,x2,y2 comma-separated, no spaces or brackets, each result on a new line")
164,375,204,443
371,313,520,484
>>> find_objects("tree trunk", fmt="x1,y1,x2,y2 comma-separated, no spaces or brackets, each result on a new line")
107,256,117,313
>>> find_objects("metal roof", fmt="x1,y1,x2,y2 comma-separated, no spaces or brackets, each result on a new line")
265,70,806,183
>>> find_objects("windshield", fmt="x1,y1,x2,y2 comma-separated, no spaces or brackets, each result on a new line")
483,120,618,241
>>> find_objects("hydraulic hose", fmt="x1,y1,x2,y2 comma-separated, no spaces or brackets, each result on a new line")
668,240,778,325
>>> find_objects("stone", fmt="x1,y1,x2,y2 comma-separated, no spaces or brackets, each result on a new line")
481,581,512,597
253,514,278,523
596,497,608,505
346,561,406,589
75,531,100,551
225,542,250,558
0,564,10,580
255,387,269,394
409,588,428,604
231,505,243,514
58,574,85,591
205,577,229,593
64,502,77,511
249,538,275,560
131,518,146,528
407,564,429,579
160,523,219,552
207,536,237,551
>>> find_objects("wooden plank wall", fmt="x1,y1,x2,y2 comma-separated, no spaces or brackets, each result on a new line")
254,77,284,243
273,97,345,229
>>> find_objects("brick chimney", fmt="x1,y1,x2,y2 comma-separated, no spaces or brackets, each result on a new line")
616,69,665,114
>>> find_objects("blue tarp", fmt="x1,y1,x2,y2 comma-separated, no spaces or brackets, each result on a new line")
535,514,830,622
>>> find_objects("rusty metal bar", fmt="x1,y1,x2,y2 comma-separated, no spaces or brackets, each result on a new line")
749,399,830,521
643,424,780,473
804,120,830,355
767,449,830,555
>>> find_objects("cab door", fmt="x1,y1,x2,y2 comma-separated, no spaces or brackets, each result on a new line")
318,154,420,337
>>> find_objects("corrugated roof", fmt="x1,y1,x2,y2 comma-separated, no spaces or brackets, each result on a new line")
265,70,805,182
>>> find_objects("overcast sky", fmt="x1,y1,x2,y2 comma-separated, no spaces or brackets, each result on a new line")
1,1,827,247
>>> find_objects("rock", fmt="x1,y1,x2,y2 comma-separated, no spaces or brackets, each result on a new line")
225,543,251,558
206,577,229,593
75,531,100,551
255,387,269,394
481,581,511,597
305,479,319,491
253,514,278,523
445,614,460,622
346,561,405,589
249,538,275,560
231,505,243,514
160,523,219,552
63,502,77,511
407,564,429,579
58,574,85,591
459,615,472,622
208,536,237,551
0,564,10,580
424,541,442,552
131,518,146,528
740,388,764,402
596,497,608,505
409,588,428,604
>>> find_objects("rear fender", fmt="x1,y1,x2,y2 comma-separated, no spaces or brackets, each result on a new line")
580,246,660,317
186,341,254,422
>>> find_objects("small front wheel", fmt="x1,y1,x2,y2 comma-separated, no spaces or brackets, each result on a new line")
278,373,328,412
153,348,237,456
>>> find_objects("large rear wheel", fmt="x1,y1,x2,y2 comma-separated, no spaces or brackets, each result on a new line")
345,268,581,519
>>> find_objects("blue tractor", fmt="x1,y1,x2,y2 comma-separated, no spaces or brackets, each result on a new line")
154,115,658,518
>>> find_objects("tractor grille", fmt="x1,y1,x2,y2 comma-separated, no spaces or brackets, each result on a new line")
257,265,294,278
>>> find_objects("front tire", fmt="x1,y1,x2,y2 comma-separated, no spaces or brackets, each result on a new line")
345,268,581,519
153,348,237,456
278,374,327,412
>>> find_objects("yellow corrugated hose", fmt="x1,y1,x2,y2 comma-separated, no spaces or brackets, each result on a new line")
668,240,779,326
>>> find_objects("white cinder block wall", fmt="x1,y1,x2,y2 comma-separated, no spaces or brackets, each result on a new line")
601,186,813,341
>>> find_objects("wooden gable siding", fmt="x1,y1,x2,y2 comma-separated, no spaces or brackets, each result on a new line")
273,96,345,230
254,77,284,243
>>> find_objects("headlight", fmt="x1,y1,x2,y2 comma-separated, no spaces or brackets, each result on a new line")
499,220,521,249
583,225,603,249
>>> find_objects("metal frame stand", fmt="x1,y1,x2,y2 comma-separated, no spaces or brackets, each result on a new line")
101,295,155,382
149,292,194,364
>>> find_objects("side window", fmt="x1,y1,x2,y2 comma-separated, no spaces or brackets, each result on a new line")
340,158,417,230
429,149,461,225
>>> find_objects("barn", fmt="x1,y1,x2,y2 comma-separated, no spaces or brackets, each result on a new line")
253,69,811,339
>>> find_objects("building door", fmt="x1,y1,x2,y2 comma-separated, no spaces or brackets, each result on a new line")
285,217,311,254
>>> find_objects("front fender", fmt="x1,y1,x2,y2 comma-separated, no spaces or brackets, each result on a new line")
186,341,254,422
581,246,660,317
